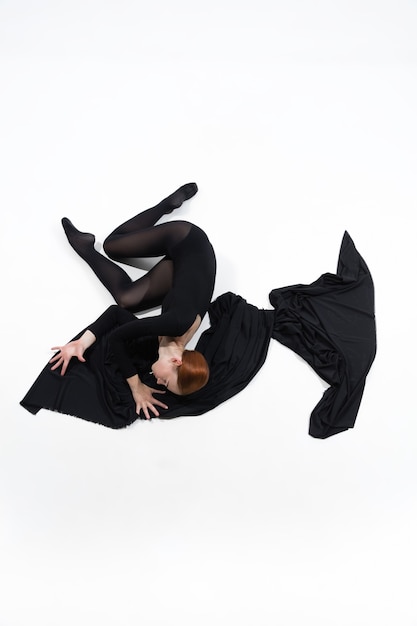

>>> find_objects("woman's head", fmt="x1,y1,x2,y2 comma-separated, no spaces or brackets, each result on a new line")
177,350,210,395
152,349,209,396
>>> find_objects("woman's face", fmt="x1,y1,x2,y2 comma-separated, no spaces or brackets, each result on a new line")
151,356,182,395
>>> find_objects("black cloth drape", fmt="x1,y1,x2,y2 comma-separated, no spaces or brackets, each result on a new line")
269,231,376,437
21,232,376,438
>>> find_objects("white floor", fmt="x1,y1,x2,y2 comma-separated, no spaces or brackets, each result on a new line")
1,1,417,624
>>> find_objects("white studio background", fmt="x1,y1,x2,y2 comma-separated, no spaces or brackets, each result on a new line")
1,1,416,625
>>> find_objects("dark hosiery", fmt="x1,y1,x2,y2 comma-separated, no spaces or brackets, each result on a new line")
61,183,197,312
104,182,197,238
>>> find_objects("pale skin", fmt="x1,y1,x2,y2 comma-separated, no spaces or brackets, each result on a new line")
49,315,202,421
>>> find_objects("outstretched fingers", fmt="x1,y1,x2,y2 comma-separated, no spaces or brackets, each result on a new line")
49,344,86,376
136,388,168,420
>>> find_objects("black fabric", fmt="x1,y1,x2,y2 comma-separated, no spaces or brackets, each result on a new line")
20,294,274,428
20,232,376,438
269,231,376,438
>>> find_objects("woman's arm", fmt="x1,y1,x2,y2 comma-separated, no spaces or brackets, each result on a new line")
108,310,191,379
49,305,136,376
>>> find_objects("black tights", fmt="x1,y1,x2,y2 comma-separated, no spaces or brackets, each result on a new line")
62,183,197,312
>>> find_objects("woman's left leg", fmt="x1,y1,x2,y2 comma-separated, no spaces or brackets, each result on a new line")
104,182,197,239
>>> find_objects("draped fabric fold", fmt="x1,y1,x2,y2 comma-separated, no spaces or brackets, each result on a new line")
20,232,376,438
269,231,376,438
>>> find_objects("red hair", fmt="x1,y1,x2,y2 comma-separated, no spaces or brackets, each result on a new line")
177,350,210,395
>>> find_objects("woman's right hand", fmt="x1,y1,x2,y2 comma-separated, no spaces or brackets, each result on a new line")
49,330,96,376
49,340,86,376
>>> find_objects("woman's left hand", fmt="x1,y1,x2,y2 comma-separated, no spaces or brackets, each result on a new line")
126,374,168,419
131,383,168,420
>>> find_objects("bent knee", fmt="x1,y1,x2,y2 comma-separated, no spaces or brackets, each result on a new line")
103,237,120,260
115,292,144,312
115,294,134,310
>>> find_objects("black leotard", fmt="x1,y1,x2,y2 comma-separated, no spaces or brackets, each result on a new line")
87,224,216,378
